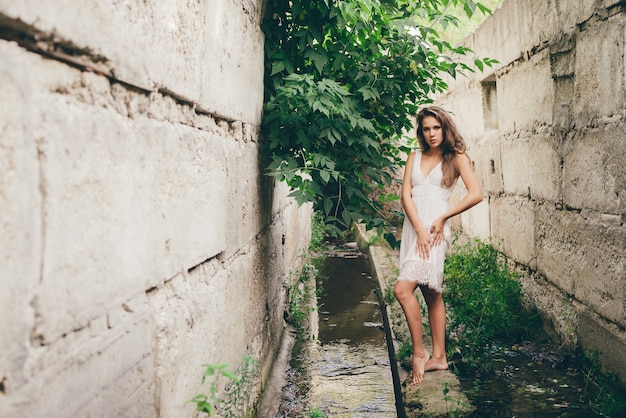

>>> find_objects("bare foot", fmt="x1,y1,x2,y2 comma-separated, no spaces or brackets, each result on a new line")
411,352,430,385
424,356,449,372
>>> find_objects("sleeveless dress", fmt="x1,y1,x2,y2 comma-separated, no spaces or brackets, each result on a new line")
397,150,457,293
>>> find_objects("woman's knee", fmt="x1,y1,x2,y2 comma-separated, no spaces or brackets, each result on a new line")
394,281,415,302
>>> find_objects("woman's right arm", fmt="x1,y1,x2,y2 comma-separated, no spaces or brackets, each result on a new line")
401,152,431,259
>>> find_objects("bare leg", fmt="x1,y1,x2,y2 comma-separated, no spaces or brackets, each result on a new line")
394,281,430,384
420,286,448,371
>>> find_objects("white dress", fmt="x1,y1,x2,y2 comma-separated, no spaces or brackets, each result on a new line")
398,150,457,293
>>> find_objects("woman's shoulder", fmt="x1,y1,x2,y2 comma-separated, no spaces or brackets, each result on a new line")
406,149,420,159
453,151,471,164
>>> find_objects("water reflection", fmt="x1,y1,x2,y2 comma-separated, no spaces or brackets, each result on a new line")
310,252,396,416
317,255,385,346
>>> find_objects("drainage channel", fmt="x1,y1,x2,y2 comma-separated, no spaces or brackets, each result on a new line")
260,243,401,417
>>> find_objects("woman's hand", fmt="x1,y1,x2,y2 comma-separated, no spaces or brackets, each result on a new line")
429,217,445,247
416,228,431,259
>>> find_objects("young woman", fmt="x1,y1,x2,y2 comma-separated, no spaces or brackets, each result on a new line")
394,106,483,385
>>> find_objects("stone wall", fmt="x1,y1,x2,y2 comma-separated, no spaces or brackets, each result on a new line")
0,1,312,416
438,0,625,383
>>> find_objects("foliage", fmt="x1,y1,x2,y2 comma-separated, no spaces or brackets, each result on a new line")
309,211,327,252
307,406,326,418
443,238,541,373
580,350,626,416
383,284,396,306
424,0,504,45
262,0,498,236
395,339,413,361
287,261,320,334
189,356,259,418
442,382,467,417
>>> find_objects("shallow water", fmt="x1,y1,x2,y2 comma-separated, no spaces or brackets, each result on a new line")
458,336,602,417
272,249,397,417
317,255,386,346
311,255,396,416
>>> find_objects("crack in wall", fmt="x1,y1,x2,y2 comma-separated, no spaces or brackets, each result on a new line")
0,13,246,129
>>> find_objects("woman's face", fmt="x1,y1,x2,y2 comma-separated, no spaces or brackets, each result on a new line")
421,115,443,149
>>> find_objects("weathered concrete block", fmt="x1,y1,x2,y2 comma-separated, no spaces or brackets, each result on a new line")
563,123,624,214
461,197,491,240
223,138,267,258
550,45,576,79
149,226,294,418
471,140,504,197
282,200,313,270
0,0,265,124
500,133,561,202
490,196,536,265
577,308,626,384
33,100,228,341
462,1,522,72
573,13,625,121
439,82,485,139
0,42,42,399
535,204,624,324
2,308,155,418
497,49,553,132
519,273,580,349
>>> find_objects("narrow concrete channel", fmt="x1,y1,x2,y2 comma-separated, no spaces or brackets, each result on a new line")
259,245,398,417
309,253,397,416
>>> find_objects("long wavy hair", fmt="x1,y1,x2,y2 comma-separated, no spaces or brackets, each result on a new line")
416,106,467,188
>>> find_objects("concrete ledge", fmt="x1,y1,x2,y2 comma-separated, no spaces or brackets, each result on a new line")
354,224,475,417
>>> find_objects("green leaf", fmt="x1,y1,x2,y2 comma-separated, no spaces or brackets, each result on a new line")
221,369,239,382
323,198,333,215
270,60,285,76
474,58,484,71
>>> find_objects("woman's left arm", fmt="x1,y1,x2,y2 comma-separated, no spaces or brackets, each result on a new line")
430,153,483,245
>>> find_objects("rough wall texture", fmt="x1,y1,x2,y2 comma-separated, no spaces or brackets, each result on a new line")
438,0,625,383
0,1,312,416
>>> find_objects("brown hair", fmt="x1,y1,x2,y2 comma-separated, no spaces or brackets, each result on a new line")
416,106,467,188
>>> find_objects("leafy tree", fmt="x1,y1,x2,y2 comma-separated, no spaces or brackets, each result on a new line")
261,0,497,236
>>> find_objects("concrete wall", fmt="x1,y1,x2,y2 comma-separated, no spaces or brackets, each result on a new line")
438,0,625,383
0,1,312,416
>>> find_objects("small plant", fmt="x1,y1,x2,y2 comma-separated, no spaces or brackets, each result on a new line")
189,363,231,417
189,356,259,418
287,262,319,333
309,211,327,253
395,340,413,361
444,238,541,374
441,382,467,417
580,350,626,416
442,382,453,417
307,406,326,418
383,285,396,306
558,297,577,349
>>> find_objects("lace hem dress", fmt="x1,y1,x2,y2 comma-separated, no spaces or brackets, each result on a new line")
397,150,457,293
